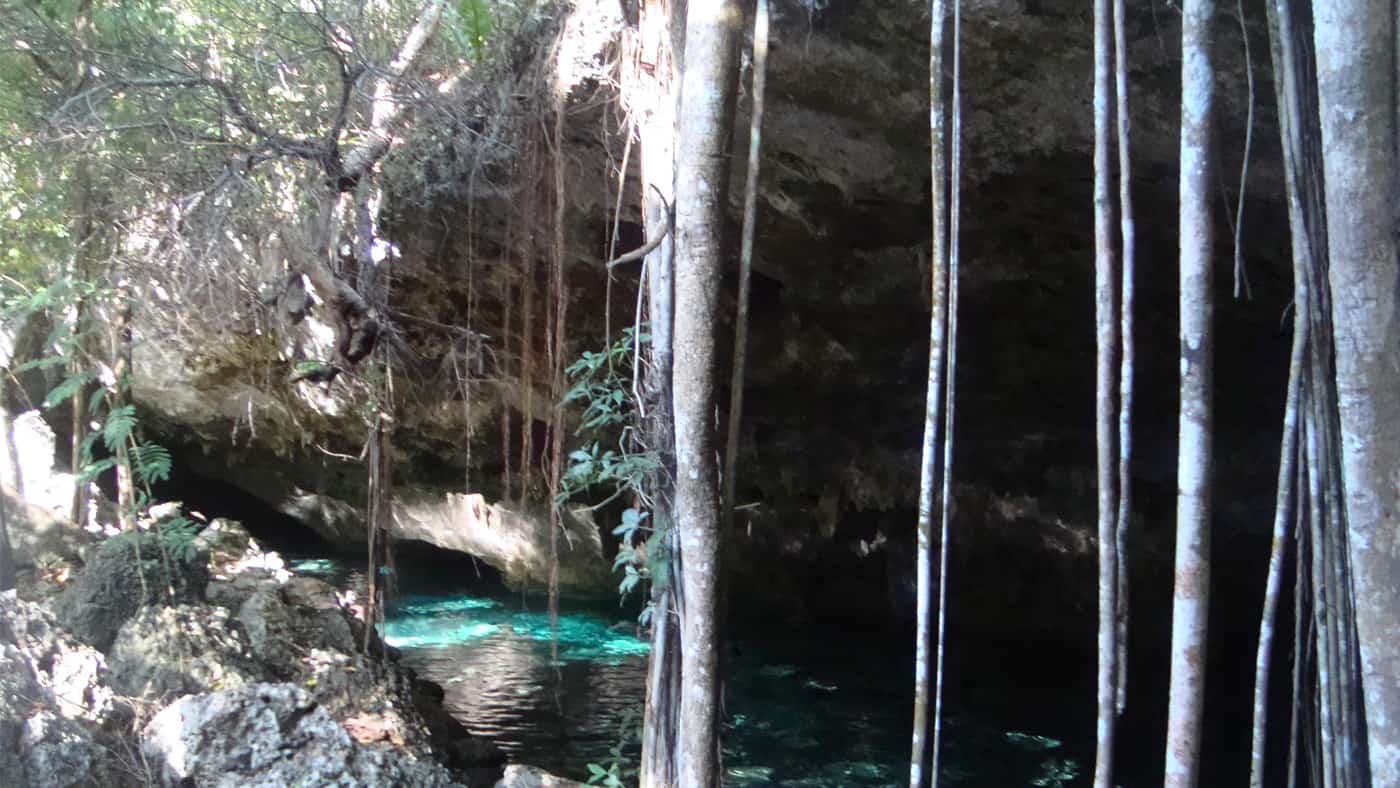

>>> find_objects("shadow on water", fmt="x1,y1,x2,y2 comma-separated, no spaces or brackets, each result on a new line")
291,556,1086,786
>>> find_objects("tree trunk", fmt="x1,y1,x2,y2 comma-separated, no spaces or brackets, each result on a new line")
1163,0,1215,782
671,0,741,780
931,4,963,784
0,491,12,593
1092,0,1121,777
631,1,684,782
912,0,950,782
1313,2,1400,781
722,0,768,530
69,162,95,530
111,274,136,533
1111,0,1134,721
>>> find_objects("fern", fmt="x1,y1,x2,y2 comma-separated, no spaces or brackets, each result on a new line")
43,370,95,409
101,404,137,452
76,457,117,484
133,442,173,486
459,0,492,60
157,514,201,564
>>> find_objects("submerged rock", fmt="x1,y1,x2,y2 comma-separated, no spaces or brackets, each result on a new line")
495,764,588,788
141,682,462,787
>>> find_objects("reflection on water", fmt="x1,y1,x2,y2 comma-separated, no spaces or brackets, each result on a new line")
289,558,1081,785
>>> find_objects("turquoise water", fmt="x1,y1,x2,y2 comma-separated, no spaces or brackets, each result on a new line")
290,558,1082,786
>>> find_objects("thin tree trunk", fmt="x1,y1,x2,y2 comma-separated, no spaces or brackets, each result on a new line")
930,0,961,780
69,163,95,530
1250,3,1312,776
1111,0,1134,720
547,88,568,626
1249,298,1303,787
721,0,768,531
1091,0,1121,775
111,274,136,533
671,0,741,781
0,403,23,497
911,0,949,782
0,489,12,593
634,1,683,781
1163,0,1216,780
1313,3,1400,781
338,0,448,181
520,173,536,503
1304,409,1338,788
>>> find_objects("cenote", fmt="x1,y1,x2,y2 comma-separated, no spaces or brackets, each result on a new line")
290,555,1085,786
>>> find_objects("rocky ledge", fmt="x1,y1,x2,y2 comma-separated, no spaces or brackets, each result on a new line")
0,517,580,787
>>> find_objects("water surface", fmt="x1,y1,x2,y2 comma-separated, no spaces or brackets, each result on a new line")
291,557,1082,785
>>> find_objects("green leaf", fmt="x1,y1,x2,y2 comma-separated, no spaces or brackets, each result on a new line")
133,442,172,485
43,371,95,410
77,457,117,483
459,0,493,60
101,405,137,452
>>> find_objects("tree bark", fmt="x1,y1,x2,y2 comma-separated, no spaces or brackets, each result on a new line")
1110,0,1134,721
722,0,768,531
912,0,950,782
111,274,136,533
1163,0,1215,782
636,4,683,784
0,491,12,593
1313,1,1400,780
671,0,741,781
1092,0,1121,777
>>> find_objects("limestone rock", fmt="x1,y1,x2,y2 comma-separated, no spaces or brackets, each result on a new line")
54,533,209,651
0,593,131,787
140,683,462,787
495,764,588,788
1,484,92,568
108,604,260,701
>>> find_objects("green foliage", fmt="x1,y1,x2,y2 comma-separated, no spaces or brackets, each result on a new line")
42,370,95,410
585,709,639,787
450,0,495,61
101,404,137,451
559,327,667,614
155,513,201,564
564,327,650,433
132,442,173,487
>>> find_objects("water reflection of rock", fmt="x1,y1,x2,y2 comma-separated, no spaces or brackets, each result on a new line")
395,614,645,775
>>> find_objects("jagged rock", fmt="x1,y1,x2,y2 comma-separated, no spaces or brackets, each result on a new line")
234,586,301,678
54,533,209,651
0,592,125,729
18,710,123,788
393,493,610,596
2,484,93,569
194,518,255,569
282,576,357,653
107,604,260,701
495,764,587,788
234,578,356,679
0,593,132,787
140,683,462,787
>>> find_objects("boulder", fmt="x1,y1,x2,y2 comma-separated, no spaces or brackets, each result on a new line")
54,532,209,651
0,592,132,787
495,764,588,788
140,683,462,787
108,604,260,701
1,484,93,568
0,591,125,729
